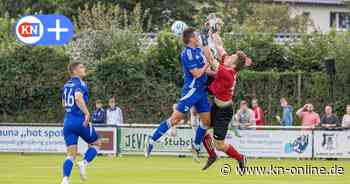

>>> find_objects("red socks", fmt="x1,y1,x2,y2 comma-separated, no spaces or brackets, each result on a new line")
226,144,243,161
203,134,243,161
203,133,216,158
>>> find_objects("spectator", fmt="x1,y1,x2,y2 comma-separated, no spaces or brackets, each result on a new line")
106,96,124,157
342,105,350,128
296,103,320,129
252,98,264,126
235,100,256,129
320,105,340,129
92,100,106,124
276,98,293,126
106,96,124,126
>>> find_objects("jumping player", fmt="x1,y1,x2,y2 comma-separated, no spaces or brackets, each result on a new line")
201,32,252,172
144,27,213,158
60,62,101,184
189,15,224,162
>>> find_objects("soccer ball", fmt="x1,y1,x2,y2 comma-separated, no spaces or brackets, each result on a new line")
171,20,188,37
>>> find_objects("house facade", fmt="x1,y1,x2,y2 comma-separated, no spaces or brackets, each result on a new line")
272,0,349,32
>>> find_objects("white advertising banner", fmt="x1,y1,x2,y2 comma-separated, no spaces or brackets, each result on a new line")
3,125,345,158
0,126,66,153
120,127,313,158
314,130,350,158
121,127,195,155
223,129,313,158
0,126,116,154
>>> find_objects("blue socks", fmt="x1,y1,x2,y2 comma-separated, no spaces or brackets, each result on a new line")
193,122,208,149
62,147,99,178
84,146,98,163
150,120,171,143
63,156,74,177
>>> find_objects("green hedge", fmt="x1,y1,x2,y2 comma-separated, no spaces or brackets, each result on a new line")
0,45,69,122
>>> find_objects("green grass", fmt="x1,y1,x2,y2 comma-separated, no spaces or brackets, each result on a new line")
0,154,349,184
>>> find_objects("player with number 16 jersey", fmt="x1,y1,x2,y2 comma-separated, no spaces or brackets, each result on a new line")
60,62,101,184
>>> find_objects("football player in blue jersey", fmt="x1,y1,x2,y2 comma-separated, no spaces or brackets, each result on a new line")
145,27,213,159
60,62,101,184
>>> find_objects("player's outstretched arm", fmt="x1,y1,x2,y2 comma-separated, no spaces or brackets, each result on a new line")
212,33,223,48
202,46,219,72
200,25,219,70
217,45,226,58
75,91,90,126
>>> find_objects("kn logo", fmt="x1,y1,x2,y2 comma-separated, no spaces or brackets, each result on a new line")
15,15,74,45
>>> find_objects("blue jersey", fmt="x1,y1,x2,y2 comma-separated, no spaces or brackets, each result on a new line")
180,47,207,89
62,77,98,146
62,76,89,121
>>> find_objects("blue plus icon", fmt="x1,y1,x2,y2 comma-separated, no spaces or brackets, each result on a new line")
18,14,75,46
47,19,69,41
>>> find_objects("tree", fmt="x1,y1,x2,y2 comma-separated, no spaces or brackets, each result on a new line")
245,3,309,33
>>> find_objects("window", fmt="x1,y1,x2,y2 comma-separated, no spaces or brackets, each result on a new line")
339,13,349,29
330,12,350,30
330,12,336,27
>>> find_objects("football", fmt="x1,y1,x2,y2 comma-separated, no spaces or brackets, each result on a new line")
171,20,188,36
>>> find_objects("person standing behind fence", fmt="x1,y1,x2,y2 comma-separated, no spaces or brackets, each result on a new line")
252,98,264,126
342,105,350,128
235,100,256,129
106,96,124,126
296,103,320,129
106,96,123,157
276,98,293,126
320,105,340,129
92,100,106,124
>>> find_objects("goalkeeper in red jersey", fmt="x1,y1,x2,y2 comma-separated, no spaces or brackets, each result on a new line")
199,26,253,173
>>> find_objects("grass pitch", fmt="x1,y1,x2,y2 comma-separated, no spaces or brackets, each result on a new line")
0,154,349,184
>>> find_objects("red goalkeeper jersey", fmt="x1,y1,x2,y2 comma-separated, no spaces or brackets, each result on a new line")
209,54,238,102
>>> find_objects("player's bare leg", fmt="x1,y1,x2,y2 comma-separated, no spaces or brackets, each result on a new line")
61,145,77,184
214,139,246,174
77,140,101,181
145,110,184,158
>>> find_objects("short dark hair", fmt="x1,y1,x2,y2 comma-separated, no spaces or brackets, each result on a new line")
240,100,247,105
234,56,246,71
182,27,196,44
68,61,83,75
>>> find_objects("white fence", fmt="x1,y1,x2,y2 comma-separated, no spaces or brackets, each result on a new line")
0,123,349,158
